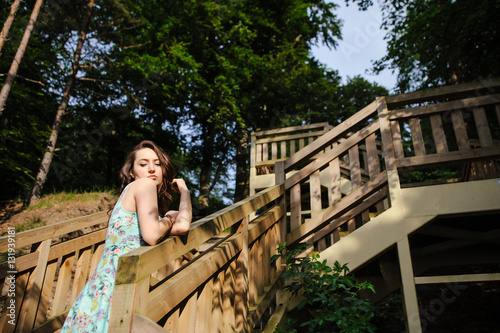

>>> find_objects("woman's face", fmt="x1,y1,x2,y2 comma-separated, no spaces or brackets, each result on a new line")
130,148,163,186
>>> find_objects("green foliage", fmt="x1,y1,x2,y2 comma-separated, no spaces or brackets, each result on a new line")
272,244,376,333
351,0,500,92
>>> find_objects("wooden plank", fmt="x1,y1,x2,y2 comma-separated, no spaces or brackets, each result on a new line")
390,120,405,159
261,230,270,289
361,210,371,225
377,97,397,170
430,114,449,153
0,251,38,280
178,292,197,333
209,271,224,332
396,146,500,169
164,308,180,333
271,142,278,160
397,237,422,333
496,104,500,126
69,248,91,304
287,171,388,246
366,133,381,177
328,157,341,206
389,94,500,120
473,107,493,147
235,216,249,332
409,117,426,156
256,144,262,163
347,219,355,232
0,271,29,332
0,230,104,281
195,281,212,333
285,101,378,172
415,273,500,284
35,260,58,326
254,122,330,137
247,272,284,329
290,139,296,155
309,170,322,218
255,130,326,144
250,133,257,169
269,223,277,281
349,145,362,189
0,212,108,253
17,239,52,332
313,187,388,242
317,237,327,251
256,236,264,296
248,205,283,244
280,141,287,159
385,79,500,108
51,254,75,315
290,183,301,230
108,282,139,332
31,310,68,333
222,260,236,332
299,138,305,150
146,235,243,322
89,243,104,274
451,110,471,151
332,228,340,243
285,120,380,190
262,143,268,161
248,239,257,306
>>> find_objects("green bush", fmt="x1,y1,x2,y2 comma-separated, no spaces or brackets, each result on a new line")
272,244,376,333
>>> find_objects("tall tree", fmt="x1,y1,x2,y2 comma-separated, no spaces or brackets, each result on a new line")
0,0,21,54
352,0,500,92
0,0,43,116
25,0,95,206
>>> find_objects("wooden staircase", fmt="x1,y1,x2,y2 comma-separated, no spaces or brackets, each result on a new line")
1,78,500,332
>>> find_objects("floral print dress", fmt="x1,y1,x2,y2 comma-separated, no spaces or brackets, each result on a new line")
61,183,146,332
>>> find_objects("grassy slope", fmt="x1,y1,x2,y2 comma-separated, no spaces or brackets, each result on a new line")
0,190,118,236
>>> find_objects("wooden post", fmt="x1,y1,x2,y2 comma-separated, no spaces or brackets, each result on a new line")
16,239,51,332
397,237,422,333
235,216,249,332
430,114,449,154
275,161,287,248
377,97,397,170
409,117,426,156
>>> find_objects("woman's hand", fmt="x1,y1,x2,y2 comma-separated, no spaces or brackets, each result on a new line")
171,178,188,194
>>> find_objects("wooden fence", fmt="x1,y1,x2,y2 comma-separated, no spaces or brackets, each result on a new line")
1,78,500,332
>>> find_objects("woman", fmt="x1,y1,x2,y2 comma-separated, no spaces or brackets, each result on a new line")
61,140,192,332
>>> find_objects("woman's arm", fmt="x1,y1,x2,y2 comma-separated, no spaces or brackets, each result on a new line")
133,178,172,245
166,179,192,235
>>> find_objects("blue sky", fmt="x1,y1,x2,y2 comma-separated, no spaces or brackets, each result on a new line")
311,2,398,92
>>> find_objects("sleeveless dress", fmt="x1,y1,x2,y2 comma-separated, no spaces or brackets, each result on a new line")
61,183,146,332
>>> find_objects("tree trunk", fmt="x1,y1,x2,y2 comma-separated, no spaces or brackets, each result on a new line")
25,0,95,206
0,0,22,55
234,126,249,203
0,0,43,117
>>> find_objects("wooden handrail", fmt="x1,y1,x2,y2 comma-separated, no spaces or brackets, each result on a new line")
0,210,108,252
284,100,379,172
385,77,500,108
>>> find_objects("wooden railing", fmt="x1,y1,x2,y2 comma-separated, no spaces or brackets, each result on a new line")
250,122,331,195
0,212,109,332
108,184,286,332
1,78,500,332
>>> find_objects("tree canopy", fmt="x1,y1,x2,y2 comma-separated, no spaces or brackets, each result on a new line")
351,0,500,92
17,0,498,213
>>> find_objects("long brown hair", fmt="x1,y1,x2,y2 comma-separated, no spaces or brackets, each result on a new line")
115,140,176,216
